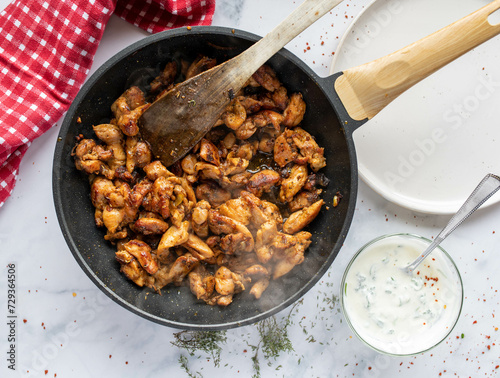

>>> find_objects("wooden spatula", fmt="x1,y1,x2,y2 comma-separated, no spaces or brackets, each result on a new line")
138,0,344,167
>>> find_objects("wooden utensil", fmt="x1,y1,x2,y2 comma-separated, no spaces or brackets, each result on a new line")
335,0,500,121
140,0,500,168
138,0,344,167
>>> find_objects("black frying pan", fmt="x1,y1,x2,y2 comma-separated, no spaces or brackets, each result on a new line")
53,27,356,330
52,2,500,330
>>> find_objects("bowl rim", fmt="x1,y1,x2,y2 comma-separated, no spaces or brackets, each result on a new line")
340,232,464,356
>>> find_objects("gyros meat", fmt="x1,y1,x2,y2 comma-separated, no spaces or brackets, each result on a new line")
73,57,329,306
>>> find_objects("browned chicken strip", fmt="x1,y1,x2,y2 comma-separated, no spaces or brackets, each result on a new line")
283,199,324,234
279,164,308,203
246,169,281,197
208,209,254,252
154,253,199,289
157,221,190,260
182,233,214,261
272,231,312,279
282,93,306,127
122,240,159,275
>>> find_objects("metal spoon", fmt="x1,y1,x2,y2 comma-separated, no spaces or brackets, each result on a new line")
138,0,344,167
402,173,500,274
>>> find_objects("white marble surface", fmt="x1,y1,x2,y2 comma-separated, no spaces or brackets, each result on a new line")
1,0,500,377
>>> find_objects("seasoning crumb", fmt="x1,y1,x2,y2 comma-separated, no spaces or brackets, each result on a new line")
23,319,27,323
72,292,77,297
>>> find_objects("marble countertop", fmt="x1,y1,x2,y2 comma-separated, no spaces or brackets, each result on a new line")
1,0,499,377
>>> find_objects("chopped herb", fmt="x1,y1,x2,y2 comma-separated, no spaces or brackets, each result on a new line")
258,315,294,359
461,333,465,339
250,302,299,377
172,330,227,368
179,354,202,378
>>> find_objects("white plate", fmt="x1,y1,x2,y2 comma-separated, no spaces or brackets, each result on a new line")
331,0,500,214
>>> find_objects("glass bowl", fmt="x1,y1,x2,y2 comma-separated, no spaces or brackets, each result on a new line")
340,233,463,356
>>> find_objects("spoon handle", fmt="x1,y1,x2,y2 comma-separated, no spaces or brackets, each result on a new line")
404,173,500,273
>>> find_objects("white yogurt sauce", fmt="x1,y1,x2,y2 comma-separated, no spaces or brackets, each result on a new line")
342,234,462,355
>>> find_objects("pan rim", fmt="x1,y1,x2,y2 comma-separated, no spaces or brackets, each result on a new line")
52,25,359,330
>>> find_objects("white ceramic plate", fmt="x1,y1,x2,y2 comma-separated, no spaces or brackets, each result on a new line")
331,0,500,214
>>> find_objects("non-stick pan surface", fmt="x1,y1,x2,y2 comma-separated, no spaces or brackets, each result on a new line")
52,26,358,330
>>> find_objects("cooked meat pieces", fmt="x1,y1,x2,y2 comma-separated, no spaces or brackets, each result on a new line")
132,217,169,235
217,197,252,225
150,61,177,93
249,278,270,299
283,199,324,234
222,99,247,130
208,209,254,253
188,265,215,301
143,160,175,180
291,127,326,172
234,110,283,140
246,169,281,197
122,239,159,275
195,181,231,207
157,221,190,260
73,138,114,179
182,233,214,261
272,231,312,279
273,127,326,172
111,87,150,136
273,129,298,167
92,124,126,169
214,266,245,296
125,136,152,173
282,93,306,127
252,65,281,92
288,190,321,213
74,58,330,307
153,253,199,289
191,200,211,237
279,164,308,203
119,259,154,287
199,138,221,166
185,55,217,79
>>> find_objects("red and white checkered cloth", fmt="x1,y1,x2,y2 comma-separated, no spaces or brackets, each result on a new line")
0,0,215,208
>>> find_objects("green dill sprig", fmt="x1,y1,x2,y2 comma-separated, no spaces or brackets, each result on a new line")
249,301,301,377
257,316,294,359
178,354,202,378
172,330,227,368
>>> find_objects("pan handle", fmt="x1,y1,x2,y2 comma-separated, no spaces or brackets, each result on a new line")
334,0,500,121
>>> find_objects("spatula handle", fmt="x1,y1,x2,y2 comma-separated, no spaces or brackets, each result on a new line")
223,0,344,89
335,0,500,121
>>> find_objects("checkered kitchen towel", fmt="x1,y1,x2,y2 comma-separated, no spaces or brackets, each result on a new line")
0,0,215,208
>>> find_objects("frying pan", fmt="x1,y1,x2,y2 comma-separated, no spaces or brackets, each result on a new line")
53,2,500,330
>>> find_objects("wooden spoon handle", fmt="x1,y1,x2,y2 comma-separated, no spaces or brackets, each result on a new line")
223,0,344,89
335,0,500,121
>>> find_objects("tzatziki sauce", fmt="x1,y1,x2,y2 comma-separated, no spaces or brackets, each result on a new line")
342,234,463,355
